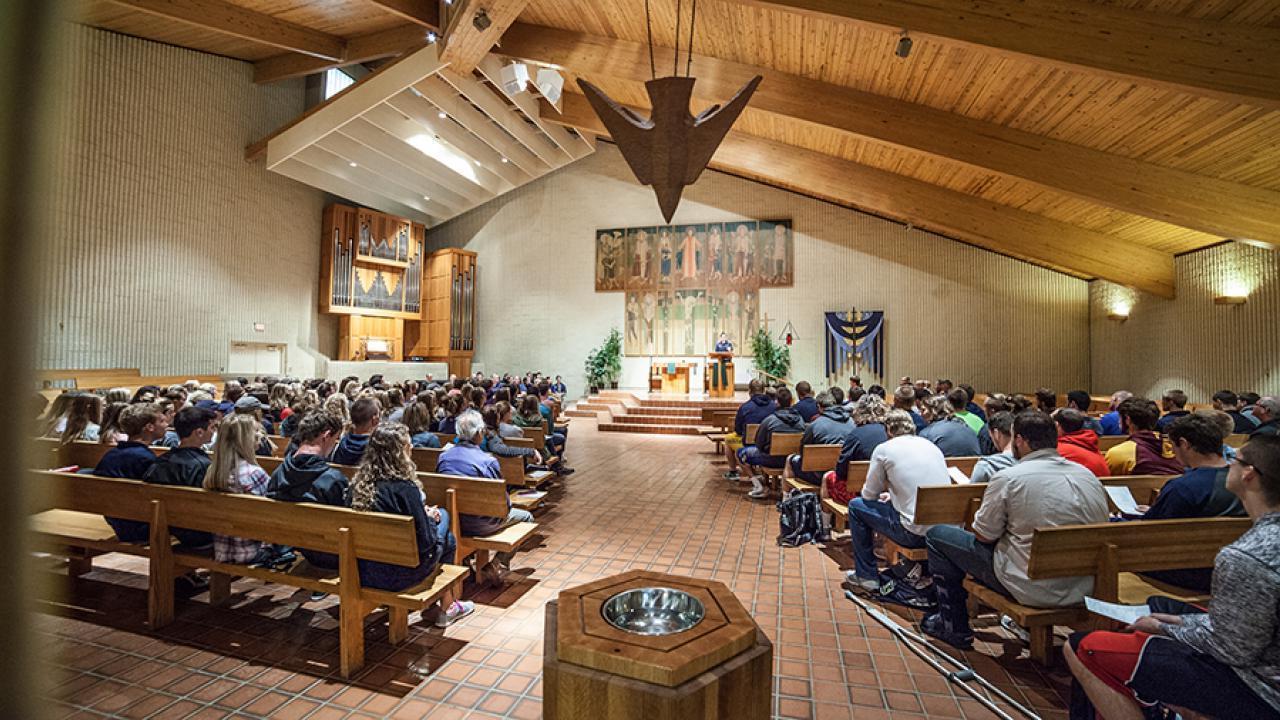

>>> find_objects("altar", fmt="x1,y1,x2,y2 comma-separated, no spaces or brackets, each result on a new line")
650,362,694,394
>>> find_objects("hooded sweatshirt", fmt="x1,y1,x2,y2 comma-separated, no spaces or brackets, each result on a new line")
754,407,806,455
1056,429,1110,477
1132,430,1183,476
268,452,350,569
734,394,777,437
331,432,370,466
804,406,853,446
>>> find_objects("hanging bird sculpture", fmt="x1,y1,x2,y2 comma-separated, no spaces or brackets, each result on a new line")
578,75,762,222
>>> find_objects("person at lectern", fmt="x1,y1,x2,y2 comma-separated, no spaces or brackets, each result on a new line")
715,333,734,354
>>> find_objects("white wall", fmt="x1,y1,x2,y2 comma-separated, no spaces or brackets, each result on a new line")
1091,242,1280,401
427,144,1091,397
35,25,335,378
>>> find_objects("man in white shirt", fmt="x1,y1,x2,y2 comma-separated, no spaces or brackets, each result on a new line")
921,411,1109,650
845,409,951,592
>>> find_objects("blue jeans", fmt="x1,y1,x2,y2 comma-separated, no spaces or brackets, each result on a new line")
848,497,926,580
738,445,786,469
460,506,535,537
924,524,1012,634
360,509,457,591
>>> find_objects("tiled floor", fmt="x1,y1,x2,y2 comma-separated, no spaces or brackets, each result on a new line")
43,420,1071,719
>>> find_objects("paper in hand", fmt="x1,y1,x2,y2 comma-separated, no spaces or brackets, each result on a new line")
948,466,971,485
1105,486,1142,516
1085,597,1151,624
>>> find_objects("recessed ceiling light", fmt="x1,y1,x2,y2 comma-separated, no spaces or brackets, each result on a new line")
426,31,438,43
474,159,482,166
423,195,431,201
348,161,357,167
501,157,509,163
438,111,447,119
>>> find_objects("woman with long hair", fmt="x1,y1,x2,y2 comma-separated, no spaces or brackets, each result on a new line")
201,415,276,563
403,401,441,448
349,425,471,624
323,393,351,430
98,401,129,445
41,391,77,438
59,393,104,445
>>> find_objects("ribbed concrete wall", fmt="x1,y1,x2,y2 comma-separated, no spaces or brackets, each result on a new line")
35,25,334,377
1091,243,1280,400
427,144,1091,396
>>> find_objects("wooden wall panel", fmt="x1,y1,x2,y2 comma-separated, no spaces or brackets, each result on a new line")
35,25,332,376
1091,243,1280,399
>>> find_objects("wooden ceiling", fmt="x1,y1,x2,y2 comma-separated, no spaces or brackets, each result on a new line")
71,0,1280,297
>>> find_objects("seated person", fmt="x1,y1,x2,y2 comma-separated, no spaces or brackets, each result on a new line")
1212,389,1256,435
437,410,535,536
58,393,103,445
1054,408,1110,477
95,403,170,542
949,388,985,435
792,381,819,422
202,415,278,564
1105,397,1183,476
1134,413,1246,592
515,394,566,463
1155,388,1191,432
332,396,380,465
1252,397,1280,438
826,395,890,505
233,395,275,448
958,384,986,422
1098,390,1133,436
783,390,852,486
404,401,441,449
144,405,219,549
268,411,350,569
919,395,981,457
480,405,542,465
922,411,1108,649
968,411,1017,484
892,384,927,432
1065,390,1104,435
347,424,473,627
550,376,567,396
844,409,949,593
722,380,777,482
741,387,806,499
1065,435,1280,720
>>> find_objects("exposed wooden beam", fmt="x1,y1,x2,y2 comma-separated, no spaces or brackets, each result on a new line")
103,0,345,61
254,24,430,84
550,93,1175,298
362,0,440,29
439,0,530,74
501,23,1280,247
261,43,445,169
719,0,1280,109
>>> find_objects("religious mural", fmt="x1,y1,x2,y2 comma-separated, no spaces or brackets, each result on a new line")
600,219,792,356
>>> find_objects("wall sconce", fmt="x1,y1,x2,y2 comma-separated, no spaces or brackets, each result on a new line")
1107,312,1128,322
1214,295,1247,305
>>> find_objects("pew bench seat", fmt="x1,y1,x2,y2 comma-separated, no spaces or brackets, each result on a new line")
1117,572,1210,606
822,497,848,532
963,580,1089,665
31,509,147,557
464,521,539,554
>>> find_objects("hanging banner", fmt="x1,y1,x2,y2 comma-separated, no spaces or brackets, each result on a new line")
824,310,885,381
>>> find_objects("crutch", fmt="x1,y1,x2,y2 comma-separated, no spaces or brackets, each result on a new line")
845,590,1041,720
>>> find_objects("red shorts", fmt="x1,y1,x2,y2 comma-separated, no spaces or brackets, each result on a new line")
1073,631,1152,700
824,470,856,506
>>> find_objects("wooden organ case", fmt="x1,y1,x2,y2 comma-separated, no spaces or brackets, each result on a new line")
406,248,476,377
321,203,426,362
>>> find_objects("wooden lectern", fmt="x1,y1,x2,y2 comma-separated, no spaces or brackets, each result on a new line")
708,352,735,398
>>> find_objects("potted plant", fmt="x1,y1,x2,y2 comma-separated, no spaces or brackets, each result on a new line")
750,327,791,383
600,328,623,389
583,347,604,394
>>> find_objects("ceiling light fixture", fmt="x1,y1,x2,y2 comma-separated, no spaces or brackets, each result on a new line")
437,110,447,119
895,30,913,59
423,195,431,201
426,31,438,43
1107,312,1128,322
348,161,357,167
501,157,508,163
472,9,492,32
1214,295,1247,305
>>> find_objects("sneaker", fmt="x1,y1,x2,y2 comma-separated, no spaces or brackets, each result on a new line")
747,477,769,498
1000,614,1031,644
724,469,740,481
844,570,880,594
920,612,974,650
309,591,329,601
558,466,575,476
436,600,475,628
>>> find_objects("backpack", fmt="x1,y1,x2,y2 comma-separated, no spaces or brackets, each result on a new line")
777,490,828,546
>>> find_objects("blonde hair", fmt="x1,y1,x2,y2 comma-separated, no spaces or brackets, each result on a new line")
350,424,419,512
884,409,917,437
851,394,889,426
324,393,351,428
203,415,261,493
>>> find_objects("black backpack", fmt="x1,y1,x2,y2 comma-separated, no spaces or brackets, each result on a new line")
777,490,828,546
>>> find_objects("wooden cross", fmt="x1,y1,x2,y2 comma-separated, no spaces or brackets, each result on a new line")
760,313,775,332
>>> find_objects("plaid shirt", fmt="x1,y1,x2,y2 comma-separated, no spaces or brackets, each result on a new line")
213,460,271,563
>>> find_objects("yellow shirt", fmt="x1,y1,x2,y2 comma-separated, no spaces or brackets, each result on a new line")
1105,440,1136,476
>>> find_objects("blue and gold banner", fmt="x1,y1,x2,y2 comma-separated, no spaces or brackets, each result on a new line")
824,310,885,381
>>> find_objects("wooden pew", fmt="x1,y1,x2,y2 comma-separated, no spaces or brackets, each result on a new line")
702,411,735,454
967,517,1249,666
755,433,804,495
1101,474,1179,508
418,472,540,586
411,446,443,471
28,469,467,679
1097,434,1130,452
498,437,556,489
1225,433,1248,449
820,457,984,540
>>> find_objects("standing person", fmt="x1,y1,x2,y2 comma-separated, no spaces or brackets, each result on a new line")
845,409,950,593
347,424,473,626
1064,435,1280,720
714,332,733,353
921,411,1108,649
202,415,278,564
